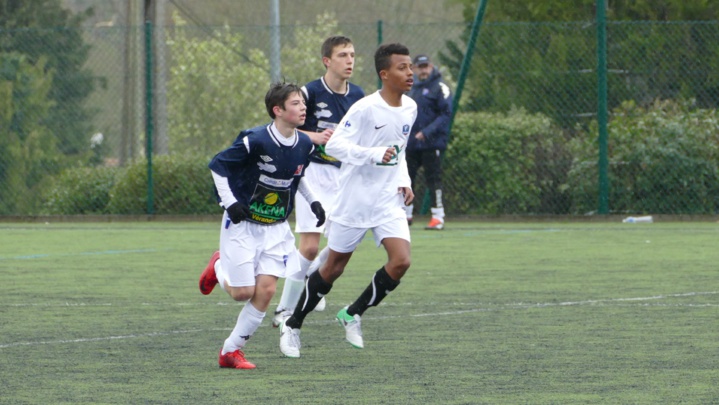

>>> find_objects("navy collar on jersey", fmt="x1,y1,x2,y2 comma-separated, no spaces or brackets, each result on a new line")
320,76,350,96
267,122,298,147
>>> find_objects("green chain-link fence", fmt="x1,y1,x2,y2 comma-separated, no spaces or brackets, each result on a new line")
443,20,719,216
2,16,718,217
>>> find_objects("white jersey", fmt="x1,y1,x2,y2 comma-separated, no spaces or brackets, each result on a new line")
325,91,417,228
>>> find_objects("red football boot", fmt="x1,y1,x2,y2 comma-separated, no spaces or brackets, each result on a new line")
199,251,220,295
218,349,256,370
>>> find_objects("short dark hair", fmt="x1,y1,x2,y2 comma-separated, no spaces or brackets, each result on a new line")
265,82,303,119
321,35,353,59
374,43,410,77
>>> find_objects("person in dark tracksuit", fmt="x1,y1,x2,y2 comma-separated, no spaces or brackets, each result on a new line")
405,54,452,230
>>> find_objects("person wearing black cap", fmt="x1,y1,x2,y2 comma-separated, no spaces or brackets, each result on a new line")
406,54,452,230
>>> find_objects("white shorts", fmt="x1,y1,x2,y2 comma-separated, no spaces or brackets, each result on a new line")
326,217,411,254
294,163,340,234
219,212,301,287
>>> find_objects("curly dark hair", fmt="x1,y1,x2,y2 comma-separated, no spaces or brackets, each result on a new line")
374,43,410,78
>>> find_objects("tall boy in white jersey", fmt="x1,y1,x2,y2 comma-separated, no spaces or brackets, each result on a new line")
271,36,365,327
279,43,417,358
198,82,326,369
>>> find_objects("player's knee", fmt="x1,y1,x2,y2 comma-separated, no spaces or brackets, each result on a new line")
228,286,253,302
300,245,319,261
258,282,277,300
320,263,345,283
387,256,411,276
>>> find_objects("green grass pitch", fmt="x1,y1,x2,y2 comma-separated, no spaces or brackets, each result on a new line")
1,221,718,404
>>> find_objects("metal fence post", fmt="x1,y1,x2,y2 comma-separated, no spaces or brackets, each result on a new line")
596,0,609,214
145,20,154,215
449,0,488,131
377,19,383,90
421,0,489,215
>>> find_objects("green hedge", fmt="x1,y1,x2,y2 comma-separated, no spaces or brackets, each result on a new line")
106,155,218,215
43,166,118,214
568,99,719,215
43,155,219,215
41,101,719,216
438,108,570,215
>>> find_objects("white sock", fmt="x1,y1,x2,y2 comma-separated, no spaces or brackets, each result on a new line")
214,260,228,292
222,302,265,354
298,254,312,277
307,246,329,276
435,189,444,209
431,207,445,222
276,255,311,312
276,277,305,313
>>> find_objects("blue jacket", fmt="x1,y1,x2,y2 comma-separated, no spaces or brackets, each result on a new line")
406,68,452,151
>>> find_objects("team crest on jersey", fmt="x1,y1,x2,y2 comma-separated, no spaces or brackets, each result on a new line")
260,155,273,162
315,109,332,119
294,164,304,175
257,162,277,173
317,102,328,108
344,120,351,128
402,124,410,135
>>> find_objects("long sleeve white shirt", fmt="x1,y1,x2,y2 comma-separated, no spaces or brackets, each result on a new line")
325,91,417,227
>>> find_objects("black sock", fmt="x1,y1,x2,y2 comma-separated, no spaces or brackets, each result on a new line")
286,270,332,329
347,266,400,317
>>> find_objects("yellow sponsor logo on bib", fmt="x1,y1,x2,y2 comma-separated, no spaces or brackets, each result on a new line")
264,192,279,205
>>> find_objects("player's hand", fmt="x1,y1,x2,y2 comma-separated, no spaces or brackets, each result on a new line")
415,132,426,141
382,147,397,163
399,187,414,205
226,202,251,224
310,129,333,145
310,201,326,227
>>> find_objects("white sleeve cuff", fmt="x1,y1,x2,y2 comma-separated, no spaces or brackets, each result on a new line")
370,147,388,164
211,170,237,208
297,177,317,204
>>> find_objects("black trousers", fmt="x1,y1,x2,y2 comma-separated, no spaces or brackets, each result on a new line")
406,148,443,209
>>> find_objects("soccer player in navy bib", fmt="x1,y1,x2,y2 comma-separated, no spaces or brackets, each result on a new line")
198,82,325,369
272,36,365,328
279,43,417,358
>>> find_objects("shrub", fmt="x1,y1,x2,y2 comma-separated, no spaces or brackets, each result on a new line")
568,99,719,214
437,108,570,215
43,166,119,214
106,155,218,215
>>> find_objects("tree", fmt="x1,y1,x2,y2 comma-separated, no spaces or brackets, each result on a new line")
165,12,352,156
0,53,57,214
279,12,364,85
450,0,719,22
165,12,269,156
443,0,719,123
0,0,99,156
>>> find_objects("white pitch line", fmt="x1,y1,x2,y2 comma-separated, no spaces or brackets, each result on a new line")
1,291,716,349
7,291,717,308
0,328,226,349
504,290,719,309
